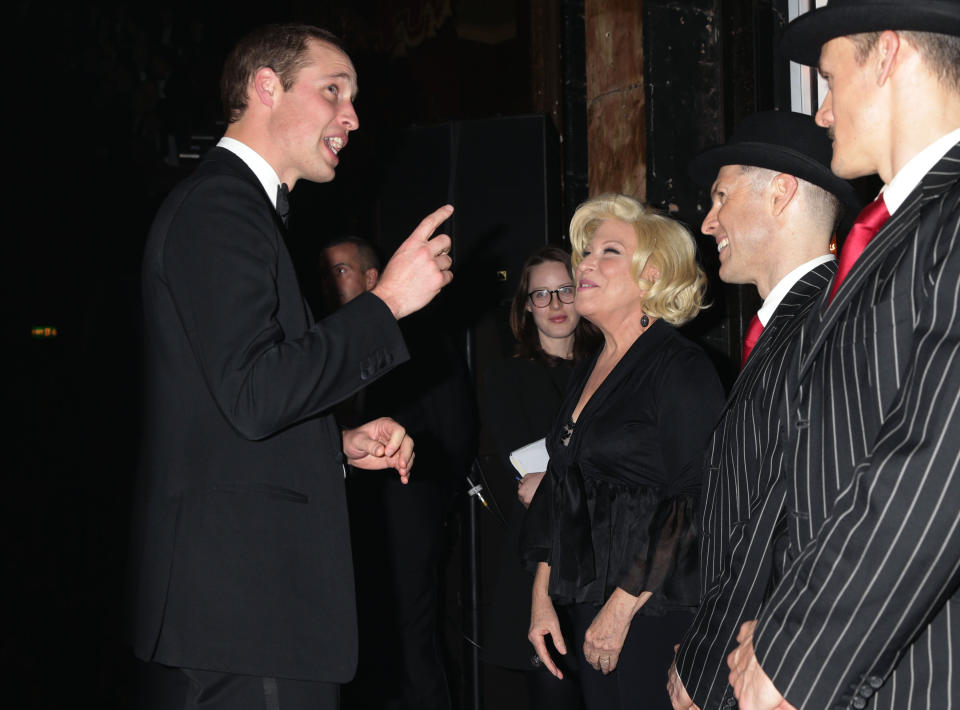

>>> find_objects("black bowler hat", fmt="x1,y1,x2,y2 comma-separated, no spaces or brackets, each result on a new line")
781,0,960,67
688,110,860,209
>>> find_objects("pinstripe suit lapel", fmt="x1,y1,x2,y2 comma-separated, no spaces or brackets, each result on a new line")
727,261,836,409
798,142,960,379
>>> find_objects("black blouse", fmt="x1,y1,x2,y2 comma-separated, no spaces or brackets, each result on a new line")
523,319,724,613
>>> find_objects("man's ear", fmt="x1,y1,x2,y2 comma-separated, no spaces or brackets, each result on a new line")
770,173,799,217
252,67,282,108
364,268,380,291
876,30,901,86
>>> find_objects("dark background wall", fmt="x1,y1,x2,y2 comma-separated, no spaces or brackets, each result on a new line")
5,1,818,707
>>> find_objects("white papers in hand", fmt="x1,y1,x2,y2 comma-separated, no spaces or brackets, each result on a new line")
509,438,549,477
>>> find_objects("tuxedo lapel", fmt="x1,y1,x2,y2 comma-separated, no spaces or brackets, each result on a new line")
206,147,313,325
798,142,960,379
205,147,285,230
724,260,836,412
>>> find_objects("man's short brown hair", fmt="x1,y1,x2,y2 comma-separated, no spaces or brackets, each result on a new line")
323,236,382,273
220,23,347,124
850,30,960,94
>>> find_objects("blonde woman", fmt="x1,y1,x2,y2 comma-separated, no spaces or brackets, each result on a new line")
522,195,723,709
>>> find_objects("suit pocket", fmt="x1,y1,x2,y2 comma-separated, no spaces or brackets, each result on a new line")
211,481,310,503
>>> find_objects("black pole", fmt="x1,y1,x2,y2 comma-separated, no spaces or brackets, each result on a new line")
463,467,483,710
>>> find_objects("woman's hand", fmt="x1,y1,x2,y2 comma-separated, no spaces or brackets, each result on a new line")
517,471,545,508
528,562,567,679
583,587,651,674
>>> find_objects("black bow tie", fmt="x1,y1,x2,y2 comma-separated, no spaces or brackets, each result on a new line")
276,183,290,226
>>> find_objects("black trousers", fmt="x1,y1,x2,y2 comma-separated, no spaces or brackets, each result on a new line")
135,661,339,710
568,603,694,710
344,474,454,710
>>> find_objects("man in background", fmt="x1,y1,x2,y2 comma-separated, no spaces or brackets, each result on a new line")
320,237,476,710
321,236,381,307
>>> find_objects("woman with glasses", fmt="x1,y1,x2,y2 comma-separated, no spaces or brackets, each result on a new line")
479,245,597,710
522,195,724,710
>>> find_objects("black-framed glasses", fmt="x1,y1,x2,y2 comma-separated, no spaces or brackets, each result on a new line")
528,286,576,308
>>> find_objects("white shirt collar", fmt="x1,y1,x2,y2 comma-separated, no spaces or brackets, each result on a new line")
216,136,284,209
756,254,836,327
881,127,960,215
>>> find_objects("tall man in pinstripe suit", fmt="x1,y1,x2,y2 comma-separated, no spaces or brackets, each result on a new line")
666,111,858,710
726,2,960,708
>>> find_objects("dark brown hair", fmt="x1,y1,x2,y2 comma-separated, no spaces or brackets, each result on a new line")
322,235,382,272
509,246,600,366
221,23,348,124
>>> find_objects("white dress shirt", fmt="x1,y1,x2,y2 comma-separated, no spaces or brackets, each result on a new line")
756,254,836,327
881,127,960,215
216,136,284,210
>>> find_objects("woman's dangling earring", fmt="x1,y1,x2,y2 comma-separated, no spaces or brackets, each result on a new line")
640,313,649,328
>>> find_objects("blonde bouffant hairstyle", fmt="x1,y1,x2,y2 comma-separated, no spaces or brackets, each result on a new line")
568,194,707,326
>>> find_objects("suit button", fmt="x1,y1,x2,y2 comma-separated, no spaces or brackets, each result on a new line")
852,697,867,709
868,675,883,689
724,698,736,708
860,685,874,698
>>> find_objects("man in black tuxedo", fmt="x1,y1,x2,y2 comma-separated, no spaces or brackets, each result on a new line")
666,111,858,710
320,236,476,710
726,2,960,709
129,23,455,710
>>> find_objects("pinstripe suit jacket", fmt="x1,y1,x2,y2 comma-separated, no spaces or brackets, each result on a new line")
752,141,960,709
675,260,836,709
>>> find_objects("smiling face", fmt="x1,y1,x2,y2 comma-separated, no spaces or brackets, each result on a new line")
269,39,359,186
815,36,884,179
574,218,650,323
702,164,773,291
525,260,580,347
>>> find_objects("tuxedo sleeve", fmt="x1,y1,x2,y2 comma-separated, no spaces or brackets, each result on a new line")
676,479,788,709
752,192,960,708
158,173,408,440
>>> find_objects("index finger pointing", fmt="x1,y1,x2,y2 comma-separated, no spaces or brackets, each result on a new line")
408,205,454,244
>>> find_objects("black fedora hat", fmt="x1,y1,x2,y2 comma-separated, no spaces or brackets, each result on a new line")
781,0,960,67
689,110,860,209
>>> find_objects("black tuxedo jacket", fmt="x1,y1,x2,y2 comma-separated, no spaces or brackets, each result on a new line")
675,260,836,709
753,142,960,708
129,147,409,682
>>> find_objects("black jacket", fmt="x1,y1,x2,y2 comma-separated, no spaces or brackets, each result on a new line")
129,147,408,682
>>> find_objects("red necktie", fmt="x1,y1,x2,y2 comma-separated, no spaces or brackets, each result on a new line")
828,195,890,303
741,314,764,369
